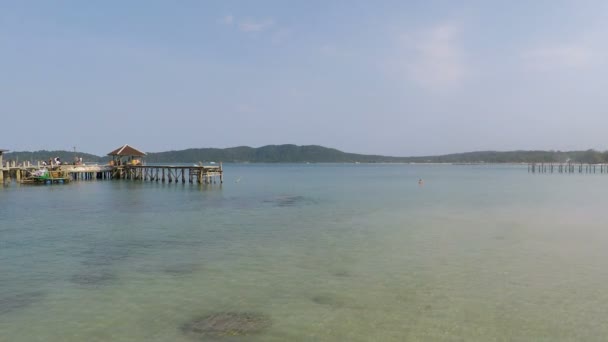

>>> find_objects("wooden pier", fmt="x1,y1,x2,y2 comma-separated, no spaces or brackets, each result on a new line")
1,163,223,185
1,144,223,185
528,163,608,174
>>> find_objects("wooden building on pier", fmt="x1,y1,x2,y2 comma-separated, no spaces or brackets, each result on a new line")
108,144,146,166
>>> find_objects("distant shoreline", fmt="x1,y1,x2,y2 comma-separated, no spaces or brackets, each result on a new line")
3,145,607,165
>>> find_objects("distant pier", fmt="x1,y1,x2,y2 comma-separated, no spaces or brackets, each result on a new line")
528,163,608,174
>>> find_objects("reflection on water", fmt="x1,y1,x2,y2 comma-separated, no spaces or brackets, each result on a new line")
1,164,608,341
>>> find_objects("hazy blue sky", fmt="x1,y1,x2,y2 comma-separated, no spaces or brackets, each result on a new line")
2,1,608,156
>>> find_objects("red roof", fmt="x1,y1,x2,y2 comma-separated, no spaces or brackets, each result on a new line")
107,144,146,157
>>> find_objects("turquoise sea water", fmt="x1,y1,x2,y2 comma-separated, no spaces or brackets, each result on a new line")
2,164,608,341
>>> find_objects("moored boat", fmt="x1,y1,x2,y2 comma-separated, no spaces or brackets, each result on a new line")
21,169,71,185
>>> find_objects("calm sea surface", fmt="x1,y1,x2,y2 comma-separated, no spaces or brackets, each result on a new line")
2,164,608,341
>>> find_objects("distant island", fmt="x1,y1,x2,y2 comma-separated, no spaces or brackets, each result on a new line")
4,145,608,164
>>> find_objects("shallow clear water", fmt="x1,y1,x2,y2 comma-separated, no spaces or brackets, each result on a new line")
2,164,608,341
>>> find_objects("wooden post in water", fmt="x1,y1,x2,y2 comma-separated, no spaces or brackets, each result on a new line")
220,162,224,183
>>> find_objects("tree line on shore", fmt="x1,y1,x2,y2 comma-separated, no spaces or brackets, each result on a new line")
4,145,608,164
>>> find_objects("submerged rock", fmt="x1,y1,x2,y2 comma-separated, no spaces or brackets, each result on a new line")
181,312,272,338
265,195,315,207
70,270,117,287
311,294,345,308
0,291,46,315
162,263,201,276
331,270,351,278
79,245,131,267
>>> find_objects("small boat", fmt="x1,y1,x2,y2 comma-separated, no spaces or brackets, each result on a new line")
21,169,71,185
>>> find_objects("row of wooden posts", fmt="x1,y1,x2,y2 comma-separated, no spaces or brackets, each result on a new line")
112,166,223,184
1,168,31,183
65,166,223,184
528,163,608,174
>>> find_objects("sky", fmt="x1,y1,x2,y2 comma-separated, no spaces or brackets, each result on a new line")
2,1,608,156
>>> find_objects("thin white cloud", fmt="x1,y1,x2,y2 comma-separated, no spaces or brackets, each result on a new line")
522,44,595,71
220,15,287,43
219,15,234,26
391,23,467,90
239,19,274,32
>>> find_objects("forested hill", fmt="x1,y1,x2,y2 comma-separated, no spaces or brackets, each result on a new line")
144,145,405,163
4,145,608,164
143,147,608,163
